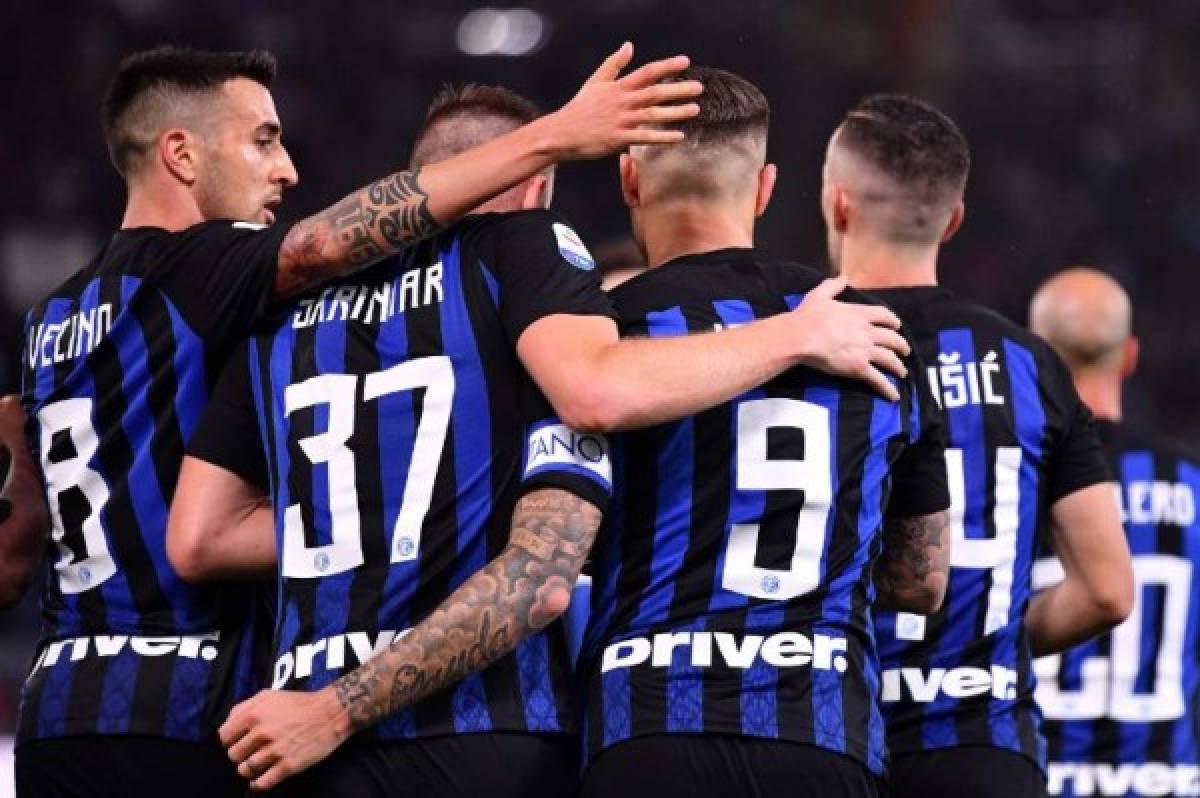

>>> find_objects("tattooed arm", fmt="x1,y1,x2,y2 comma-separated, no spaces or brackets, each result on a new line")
0,396,47,609
873,510,950,614
217,488,601,791
272,44,702,299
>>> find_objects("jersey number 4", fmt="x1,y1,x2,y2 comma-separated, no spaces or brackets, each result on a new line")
281,356,454,579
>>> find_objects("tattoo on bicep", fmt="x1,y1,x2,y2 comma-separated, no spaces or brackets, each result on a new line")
876,512,947,599
332,489,601,731
277,169,439,296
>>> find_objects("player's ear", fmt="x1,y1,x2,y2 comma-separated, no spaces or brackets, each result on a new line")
754,163,777,217
160,128,198,185
1121,336,1139,378
619,153,640,209
832,185,851,233
941,201,965,243
521,174,552,210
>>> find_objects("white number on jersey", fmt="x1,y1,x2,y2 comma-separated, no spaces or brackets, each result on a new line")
721,398,833,601
281,356,454,579
1033,554,1192,723
37,398,117,594
894,446,1021,641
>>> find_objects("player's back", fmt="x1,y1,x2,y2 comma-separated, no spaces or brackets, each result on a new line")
232,209,612,740
580,249,941,775
19,222,284,743
870,286,1109,769
1034,423,1200,798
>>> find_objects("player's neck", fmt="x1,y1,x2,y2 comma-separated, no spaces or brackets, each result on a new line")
120,179,205,232
640,206,753,269
838,237,939,289
1073,371,1123,423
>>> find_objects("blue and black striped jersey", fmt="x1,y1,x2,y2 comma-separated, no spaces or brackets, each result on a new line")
190,210,615,741
579,249,950,776
1035,421,1200,798
870,286,1111,772
18,221,285,745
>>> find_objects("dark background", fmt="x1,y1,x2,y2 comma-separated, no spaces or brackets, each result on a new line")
2,0,1199,735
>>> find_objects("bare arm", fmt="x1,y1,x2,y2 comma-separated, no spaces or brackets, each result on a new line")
218,488,600,790
518,277,912,433
1025,482,1133,656
272,45,702,299
0,396,47,608
873,511,950,614
167,456,276,582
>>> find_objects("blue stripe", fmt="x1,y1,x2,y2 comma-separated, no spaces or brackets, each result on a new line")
479,262,501,309
372,269,419,740
600,666,632,747
515,633,561,732
741,606,781,738
1173,459,1200,763
437,240,494,733
1117,449,1156,765
308,313,352,692
268,324,302,668
581,442,626,663
629,306,691,630
922,327,987,748
666,617,707,733
995,338,1046,754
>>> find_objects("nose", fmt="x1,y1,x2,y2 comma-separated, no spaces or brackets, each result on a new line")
275,145,299,188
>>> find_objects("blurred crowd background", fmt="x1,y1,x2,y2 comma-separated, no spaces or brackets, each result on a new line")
2,0,1199,740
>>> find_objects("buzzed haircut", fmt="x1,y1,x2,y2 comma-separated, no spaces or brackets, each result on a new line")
837,93,970,201
103,45,277,177
666,66,769,149
410,84,540,168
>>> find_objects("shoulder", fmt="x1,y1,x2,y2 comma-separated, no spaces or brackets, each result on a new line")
459,210,596,268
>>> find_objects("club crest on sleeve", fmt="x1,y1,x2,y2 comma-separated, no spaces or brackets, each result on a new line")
552,223,596,271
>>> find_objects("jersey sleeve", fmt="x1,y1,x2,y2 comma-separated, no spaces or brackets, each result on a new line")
152,220,289,346
1042,350,1112,503
185,341,269,492
465,211,618,345
516,377,611,512
887,346,951,519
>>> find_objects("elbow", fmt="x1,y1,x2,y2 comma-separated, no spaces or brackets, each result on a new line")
529,578,574,630
166,520,211,584
901,577,947,616
1092,569,1135,629
554,385,622,434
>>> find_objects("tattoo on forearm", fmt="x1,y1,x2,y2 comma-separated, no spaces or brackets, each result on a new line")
875,511,948,605
277,168,439,296
332,489,601,731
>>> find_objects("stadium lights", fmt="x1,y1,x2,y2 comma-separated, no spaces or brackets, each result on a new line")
456,8,550,57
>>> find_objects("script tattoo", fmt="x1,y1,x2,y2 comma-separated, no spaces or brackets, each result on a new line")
276,168,439,297
874,511,948,610
332,489,601,731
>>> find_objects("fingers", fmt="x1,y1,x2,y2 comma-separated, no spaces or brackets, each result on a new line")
583,42,634,86
622,129,686,146
240,748,282,784
873,327,911,358
863,304,902,330
870,346,908,381
861,366,901,402
228,729,268,766
629,80,703,108
619,54,691,90
634,102,701,125
250,759,292,793
218,709,251,749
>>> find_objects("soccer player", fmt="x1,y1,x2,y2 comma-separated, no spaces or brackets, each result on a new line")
575,68,952,798
1030,268,1200,798
823,95,1136,797
13,42,717,797
167,83,915,795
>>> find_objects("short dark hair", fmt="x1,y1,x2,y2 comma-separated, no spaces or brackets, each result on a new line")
837,93,969,194
668,66,769,148
103,45,277,176
410,84,540,168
